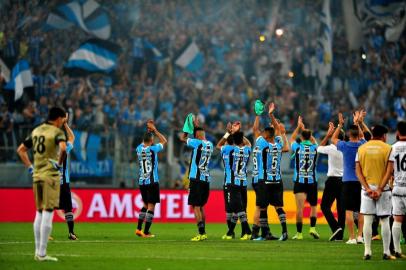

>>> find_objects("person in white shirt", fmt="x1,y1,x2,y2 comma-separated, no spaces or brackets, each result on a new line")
318,122,345,241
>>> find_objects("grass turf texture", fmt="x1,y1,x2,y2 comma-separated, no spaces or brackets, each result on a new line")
0,223,404,270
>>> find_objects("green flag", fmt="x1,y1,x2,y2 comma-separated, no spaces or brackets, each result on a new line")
182,113,195,134
254,100,265,116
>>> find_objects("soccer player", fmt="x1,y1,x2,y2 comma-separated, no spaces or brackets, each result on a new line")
181,125,214,241
217,122,252,240
17,107,67,262
290,116,319,240
381,121,406,259
332,111,368,244
58,114,78,240
318,122,345,241
135,121,167,238
356,125,394,260
252,103,289,241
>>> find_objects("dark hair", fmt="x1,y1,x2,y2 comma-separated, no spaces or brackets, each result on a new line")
348,124,360,138
48,107,65,121
371,125,388,138
363,131,372,141
143,132,153,143
226,134,234,145
193,127,204,137
264,127,275,138
233,131,244,145
301,129,312,140
397,121,406,136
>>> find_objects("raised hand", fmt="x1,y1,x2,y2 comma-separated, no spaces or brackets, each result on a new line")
353,110,361,125
327,122,335,136
268,102,275,115
231,121,241,133
226,122,232,133
360,109,367,123
147,120,157,132
298,116,304,130
338,113,345,126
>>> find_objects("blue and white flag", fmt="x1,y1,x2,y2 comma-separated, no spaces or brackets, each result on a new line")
316,0,333,88
64,39,121,76
342,0,406,49
175,41,204,72
46,0,111,40
4,60,33,101
143,40,163,62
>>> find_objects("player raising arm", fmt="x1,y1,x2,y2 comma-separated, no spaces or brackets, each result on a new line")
135,120,167,238
180,117,214,241
17,107,67,262
290,116,319,240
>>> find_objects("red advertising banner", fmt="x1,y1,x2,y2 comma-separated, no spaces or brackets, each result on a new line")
0,188,225,223
0,189,332,223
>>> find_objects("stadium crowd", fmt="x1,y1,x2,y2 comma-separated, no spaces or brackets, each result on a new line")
0,0,405,162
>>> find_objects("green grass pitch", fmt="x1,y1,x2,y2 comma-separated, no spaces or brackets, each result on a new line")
0,223,405,270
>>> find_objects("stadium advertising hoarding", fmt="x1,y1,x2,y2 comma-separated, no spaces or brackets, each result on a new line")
0,189,331,223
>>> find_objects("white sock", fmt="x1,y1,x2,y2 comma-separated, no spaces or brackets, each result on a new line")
381,217,391,256
363,215,373,256
39,211,54,257
33,211,42,256
392,221,402,254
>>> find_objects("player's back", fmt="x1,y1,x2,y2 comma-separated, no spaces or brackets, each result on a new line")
30,123,66,181
267,136,284,181
390,141,406,193
221,145,234,185
292,141,318,183
187,138,214,182
232,145,251,185
136,143,163,185
252,136,270,181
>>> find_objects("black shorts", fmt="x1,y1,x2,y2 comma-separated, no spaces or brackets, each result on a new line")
224,185,247,213
188,180,210,207
58,183,73,211
140,183,160,204
293,182,318,206
252,182,259,194
342,181,361,212
256,181,284,208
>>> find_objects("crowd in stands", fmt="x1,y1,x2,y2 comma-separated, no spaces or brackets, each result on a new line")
0,0,405,162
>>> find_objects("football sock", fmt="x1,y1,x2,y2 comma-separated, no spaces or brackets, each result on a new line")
39,211,54,257
372,216,379,236
144,210,154,234
65,212,74,234
310,216,317,228
296,222,303,233
226,212,232,230
276,208,287,233
33,211,42,255
393,221,402,254
381,217,391,255
252,224,260,236
237,211,251,235
198,221,205,235
137,207,147,230
227,214,238,235
363,215,373,256
259,210,269,237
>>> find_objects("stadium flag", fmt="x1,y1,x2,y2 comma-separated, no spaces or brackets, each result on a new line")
316,0,333,88
143,40,163,62
64,39,121,76
175,41,204,72
45,0,111,40
0,57,11,83
4,60,33,101
342,0,406,50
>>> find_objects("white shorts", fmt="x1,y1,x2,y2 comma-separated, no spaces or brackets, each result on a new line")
392,186,406,216
360,185,392,216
